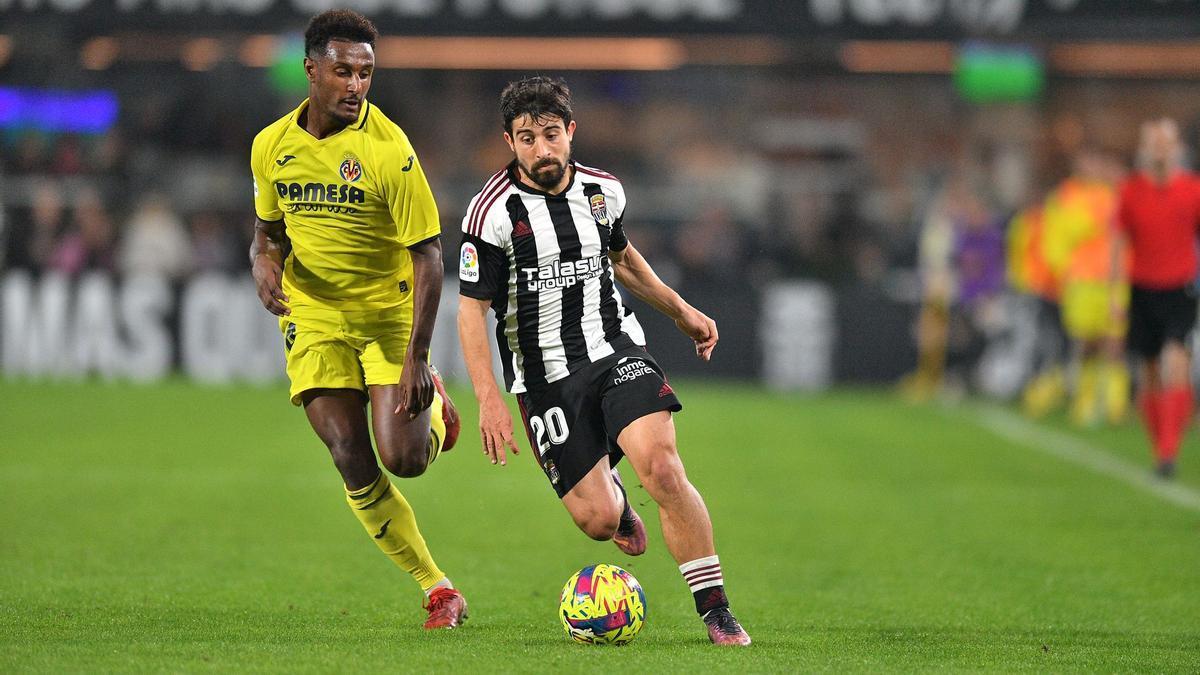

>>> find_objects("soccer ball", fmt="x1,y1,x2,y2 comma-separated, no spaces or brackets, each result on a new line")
558,563,646,645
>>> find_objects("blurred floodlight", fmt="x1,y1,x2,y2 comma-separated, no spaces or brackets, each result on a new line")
839,41,954,74
182,38,222,71
239,35,279,68
375,36,686,70
1051,43,1200,78
81,37,119,71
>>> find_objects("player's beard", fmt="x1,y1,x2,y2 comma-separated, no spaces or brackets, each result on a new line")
522,154,570,190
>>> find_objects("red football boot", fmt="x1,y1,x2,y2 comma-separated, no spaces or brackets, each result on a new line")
423,587,468,629
704,607,751,646
429,365,460,452
613,509,647,556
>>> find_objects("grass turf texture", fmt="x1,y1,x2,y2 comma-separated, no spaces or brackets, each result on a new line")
1,380,1198,672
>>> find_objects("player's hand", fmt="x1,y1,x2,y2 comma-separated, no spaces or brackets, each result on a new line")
479,395,520,466
674,305,719,361
252,253,290,316
396,357,435,419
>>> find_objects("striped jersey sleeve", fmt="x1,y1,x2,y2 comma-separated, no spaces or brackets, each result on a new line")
459,169,512,301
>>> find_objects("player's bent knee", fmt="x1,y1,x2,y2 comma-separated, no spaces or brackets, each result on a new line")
381,451,428,479
577,515,620,541
570,501,621,541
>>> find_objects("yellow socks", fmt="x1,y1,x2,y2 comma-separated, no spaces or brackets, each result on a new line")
346,472,446,592
1071,358,1100,427
1103,359,1130,424
1023,367,1065,418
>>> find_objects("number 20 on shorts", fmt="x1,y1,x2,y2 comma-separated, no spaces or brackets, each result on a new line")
529,407,570,456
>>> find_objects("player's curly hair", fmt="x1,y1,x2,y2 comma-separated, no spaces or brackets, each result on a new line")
500,76,573,134
304,9,378,59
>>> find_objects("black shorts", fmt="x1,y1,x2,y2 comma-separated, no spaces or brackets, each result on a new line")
1128,284,1198,359
516,346,682,498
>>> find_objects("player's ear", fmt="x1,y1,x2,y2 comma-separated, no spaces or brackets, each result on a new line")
303,56,317,83
565,120,576,140
503,132,515,153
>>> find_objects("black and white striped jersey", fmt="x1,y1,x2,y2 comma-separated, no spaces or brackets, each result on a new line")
459,160,646,393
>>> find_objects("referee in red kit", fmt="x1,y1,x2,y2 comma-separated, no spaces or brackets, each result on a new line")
1117,118,1200,478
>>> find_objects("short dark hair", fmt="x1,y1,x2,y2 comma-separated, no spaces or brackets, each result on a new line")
304,10,378,59
500,76,573,134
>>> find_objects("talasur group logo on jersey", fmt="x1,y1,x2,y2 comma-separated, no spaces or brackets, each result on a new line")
339,155,363,183
460,242,480,283
521,256,604,292
590,194,610,226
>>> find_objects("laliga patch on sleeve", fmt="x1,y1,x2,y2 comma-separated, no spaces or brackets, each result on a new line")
460,242,480,282
252,178,259,198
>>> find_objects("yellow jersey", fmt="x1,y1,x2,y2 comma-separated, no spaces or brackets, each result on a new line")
250,99,440,311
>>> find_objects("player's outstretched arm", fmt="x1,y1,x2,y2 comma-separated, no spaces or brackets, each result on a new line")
396,237,442,418
458,296,521,465
610,243,719,361
250,217,290,316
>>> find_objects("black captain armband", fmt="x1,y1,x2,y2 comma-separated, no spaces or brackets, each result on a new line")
609,216,629,251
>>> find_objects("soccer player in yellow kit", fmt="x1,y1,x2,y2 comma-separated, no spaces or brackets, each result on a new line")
248,10,466,629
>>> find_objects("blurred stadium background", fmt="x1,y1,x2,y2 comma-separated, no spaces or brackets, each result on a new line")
5,1,1200,670
7,0,1200,392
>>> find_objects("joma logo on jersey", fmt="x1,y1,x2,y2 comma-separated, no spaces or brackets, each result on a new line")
275,182,366,204
520,256,603,292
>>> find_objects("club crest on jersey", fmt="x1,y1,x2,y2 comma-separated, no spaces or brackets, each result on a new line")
590,194,610,226
339,156,363,183
459,242,479,283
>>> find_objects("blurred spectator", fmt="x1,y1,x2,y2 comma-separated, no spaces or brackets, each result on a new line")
899,180,956,401
9,132,50,174
118,194,192,278
189,211,241,273
1043,149,1129,427
19,184,68,271
675,206,742,285
52,135,86,175
900,178,1005,400
47,186,116,275
0,201,6,272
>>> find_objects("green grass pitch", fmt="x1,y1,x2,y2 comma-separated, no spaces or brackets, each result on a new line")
2,380,1199,671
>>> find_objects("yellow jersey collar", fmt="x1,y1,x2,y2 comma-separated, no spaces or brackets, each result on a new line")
291,98,370,142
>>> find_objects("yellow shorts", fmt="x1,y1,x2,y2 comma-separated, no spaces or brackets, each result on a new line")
279,304,412,406
1061,281,1128,340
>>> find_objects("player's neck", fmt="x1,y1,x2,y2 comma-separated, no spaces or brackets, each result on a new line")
1148,166,1178,186
300,100,349,140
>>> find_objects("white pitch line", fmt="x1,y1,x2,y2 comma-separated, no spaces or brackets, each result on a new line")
974,406,1200,514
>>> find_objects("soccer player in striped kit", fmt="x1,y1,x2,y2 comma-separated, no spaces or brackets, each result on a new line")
457,76,750,646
